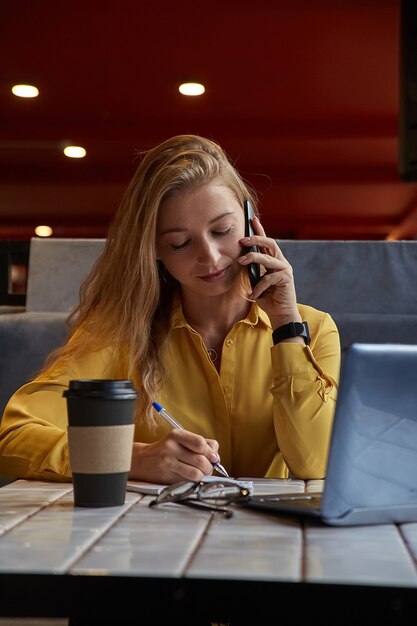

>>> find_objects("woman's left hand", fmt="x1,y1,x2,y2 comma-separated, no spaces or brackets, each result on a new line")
239,216,302,328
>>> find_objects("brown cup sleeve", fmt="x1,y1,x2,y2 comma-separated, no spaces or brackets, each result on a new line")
67,424,135,474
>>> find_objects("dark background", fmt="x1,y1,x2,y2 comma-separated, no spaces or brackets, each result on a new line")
1,0,417,240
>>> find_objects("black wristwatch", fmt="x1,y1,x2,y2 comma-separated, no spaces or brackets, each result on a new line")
272,321,310,345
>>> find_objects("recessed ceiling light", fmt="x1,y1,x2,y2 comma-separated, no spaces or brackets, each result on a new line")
34,225,53,237
63,146,86,158
178,82,205,96
11,84,39,98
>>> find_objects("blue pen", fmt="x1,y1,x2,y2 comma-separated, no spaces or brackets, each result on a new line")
152,401,229,478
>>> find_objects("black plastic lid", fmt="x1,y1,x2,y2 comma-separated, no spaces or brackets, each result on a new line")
63,379,138,399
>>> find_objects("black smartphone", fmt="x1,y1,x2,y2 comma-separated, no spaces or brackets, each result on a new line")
243,200,261,288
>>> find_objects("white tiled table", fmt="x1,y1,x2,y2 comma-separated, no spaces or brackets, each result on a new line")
1,479,417,625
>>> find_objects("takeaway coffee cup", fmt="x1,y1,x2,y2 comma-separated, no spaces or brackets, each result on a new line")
63,379,138,507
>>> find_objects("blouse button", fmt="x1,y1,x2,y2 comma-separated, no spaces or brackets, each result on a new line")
225,339,234,347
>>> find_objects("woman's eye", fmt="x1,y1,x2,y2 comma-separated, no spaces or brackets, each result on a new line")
213,226,233,237
170,226,233,250
171,240,190,250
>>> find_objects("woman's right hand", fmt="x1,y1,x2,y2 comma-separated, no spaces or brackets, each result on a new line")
129,430,221,484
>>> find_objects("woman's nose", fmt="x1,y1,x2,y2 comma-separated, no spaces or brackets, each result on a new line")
196,239,221,264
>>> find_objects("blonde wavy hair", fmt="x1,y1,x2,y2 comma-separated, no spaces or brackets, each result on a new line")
43,134,258,426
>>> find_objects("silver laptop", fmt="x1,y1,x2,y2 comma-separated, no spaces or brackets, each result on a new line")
240,343,417,525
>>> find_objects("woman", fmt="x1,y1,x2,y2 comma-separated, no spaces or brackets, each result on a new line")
0,134,340,483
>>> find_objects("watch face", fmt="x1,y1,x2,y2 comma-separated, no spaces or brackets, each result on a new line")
292,322,304,336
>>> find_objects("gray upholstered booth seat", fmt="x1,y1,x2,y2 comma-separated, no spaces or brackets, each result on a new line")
26,237,106,312
278,240,417,315
0,238,106,419
1,237,417,420
278,240,417,350
328,313,417,348
0,311,68,416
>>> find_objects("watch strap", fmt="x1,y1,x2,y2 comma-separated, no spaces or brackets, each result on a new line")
272,321,310,345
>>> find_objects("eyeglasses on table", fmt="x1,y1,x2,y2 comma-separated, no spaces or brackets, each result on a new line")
149,479,251,518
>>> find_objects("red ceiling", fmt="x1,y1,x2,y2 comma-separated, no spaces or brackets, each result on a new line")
1,0,416,240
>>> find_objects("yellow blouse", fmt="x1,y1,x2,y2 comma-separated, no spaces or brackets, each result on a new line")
0,301,340,481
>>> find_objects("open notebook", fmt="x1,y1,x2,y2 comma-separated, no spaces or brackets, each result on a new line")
126,477,314,497
127,476,254,496
238,343,417,526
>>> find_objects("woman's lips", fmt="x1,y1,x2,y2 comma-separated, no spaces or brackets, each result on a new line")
199,267,228,283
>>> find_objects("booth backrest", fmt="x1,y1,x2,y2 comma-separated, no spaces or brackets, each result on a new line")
1,237,417,418
278,240,417,349
26,238,106,312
